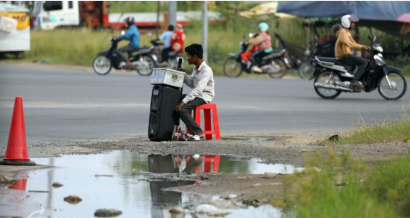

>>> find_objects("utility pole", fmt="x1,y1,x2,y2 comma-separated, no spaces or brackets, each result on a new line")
202,1,208,62
168,1,177,26
156,1,160,38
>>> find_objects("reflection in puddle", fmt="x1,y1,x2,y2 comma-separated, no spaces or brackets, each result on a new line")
0,151,297,217
222,137,273,142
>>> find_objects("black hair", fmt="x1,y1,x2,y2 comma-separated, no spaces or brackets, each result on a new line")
185,43,203,59
168,25,174,31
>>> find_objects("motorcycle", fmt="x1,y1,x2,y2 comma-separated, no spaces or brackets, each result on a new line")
300,43,371,79
93,37,157,76
223,33,288,78
311,33,407,100
299,47,318,79
150,39,182,70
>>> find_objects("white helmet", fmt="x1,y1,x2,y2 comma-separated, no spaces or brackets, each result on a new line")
341,14,359,28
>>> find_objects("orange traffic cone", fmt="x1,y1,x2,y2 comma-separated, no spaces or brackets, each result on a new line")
8,178,28,191
1,97,35,166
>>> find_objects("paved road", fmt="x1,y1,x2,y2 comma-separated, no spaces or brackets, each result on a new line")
1,64,409,146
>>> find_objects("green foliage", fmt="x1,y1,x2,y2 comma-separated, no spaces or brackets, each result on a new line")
366,156,410,216
277,149,409,218
108,1,167,13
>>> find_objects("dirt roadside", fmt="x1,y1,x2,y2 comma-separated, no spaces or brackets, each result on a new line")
1,130,409,204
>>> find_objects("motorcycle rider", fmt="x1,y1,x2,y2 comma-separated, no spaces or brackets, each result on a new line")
171,23,186,56
317,24,342,57
158,25,175,66
115,17,140,66
241,33,259,70
246,22,273,73
335,14,370,91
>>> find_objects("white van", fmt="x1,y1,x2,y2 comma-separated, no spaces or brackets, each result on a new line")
0,3,30,57
38,1,79,30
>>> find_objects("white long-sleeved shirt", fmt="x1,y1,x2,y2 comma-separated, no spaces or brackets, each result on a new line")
182,61,215,104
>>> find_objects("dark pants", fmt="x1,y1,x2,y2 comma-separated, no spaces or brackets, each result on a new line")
252,50,268,67
161,47,172,62
177,97,206,135
338,55,368,82
117,45,137,61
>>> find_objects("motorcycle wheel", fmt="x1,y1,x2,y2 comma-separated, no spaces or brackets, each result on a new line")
223,57,243,78
378,72,407,100
137,55,155,76
93,55,112,76
314,71,342,99
268,59,287,79
298,61,314,79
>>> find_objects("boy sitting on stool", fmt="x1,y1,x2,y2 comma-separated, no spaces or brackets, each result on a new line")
174,44,215,141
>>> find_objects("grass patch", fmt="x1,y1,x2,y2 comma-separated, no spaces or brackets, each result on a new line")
324,114,410,146
275,149,410,218
366,155,410,217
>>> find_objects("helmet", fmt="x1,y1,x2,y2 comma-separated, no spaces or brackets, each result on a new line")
332,23,342,34
125,17,135,27
341,14,359,28
258,22,269,31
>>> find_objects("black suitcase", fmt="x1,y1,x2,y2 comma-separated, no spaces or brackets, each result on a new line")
148,85,181,141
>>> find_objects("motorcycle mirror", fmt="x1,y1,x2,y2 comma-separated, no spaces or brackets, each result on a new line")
374,35,377,42
121,30,125,36
177,57,184,64
249,33,253,38
148,31,152,37
367,33,372,40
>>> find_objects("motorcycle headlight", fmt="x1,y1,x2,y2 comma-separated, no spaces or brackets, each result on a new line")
374,54,385,66
304,49,311,56
373,44,383,53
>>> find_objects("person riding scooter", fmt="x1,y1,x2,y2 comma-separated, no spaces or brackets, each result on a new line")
246,22,273,73
114,17,140,66
171,23,186,56
317,24,342,57
158,25,175,66
241,33,259,70
335,14,370,91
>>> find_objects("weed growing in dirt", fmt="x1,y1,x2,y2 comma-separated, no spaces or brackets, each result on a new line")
324,112,410,145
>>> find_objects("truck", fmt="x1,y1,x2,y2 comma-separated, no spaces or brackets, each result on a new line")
36,1,224,31
0,2,30,58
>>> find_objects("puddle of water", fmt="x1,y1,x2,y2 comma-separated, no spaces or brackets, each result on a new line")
222,137,273,142
0,151,298,218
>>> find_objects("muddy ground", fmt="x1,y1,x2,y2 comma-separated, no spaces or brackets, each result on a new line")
1,130,409,204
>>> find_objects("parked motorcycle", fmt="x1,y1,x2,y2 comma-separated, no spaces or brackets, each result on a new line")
223,34,288,78
93,36,159,76
311,33,407,100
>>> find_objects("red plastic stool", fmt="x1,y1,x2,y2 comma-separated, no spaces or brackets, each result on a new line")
192,103,221,140
195,155,220,173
